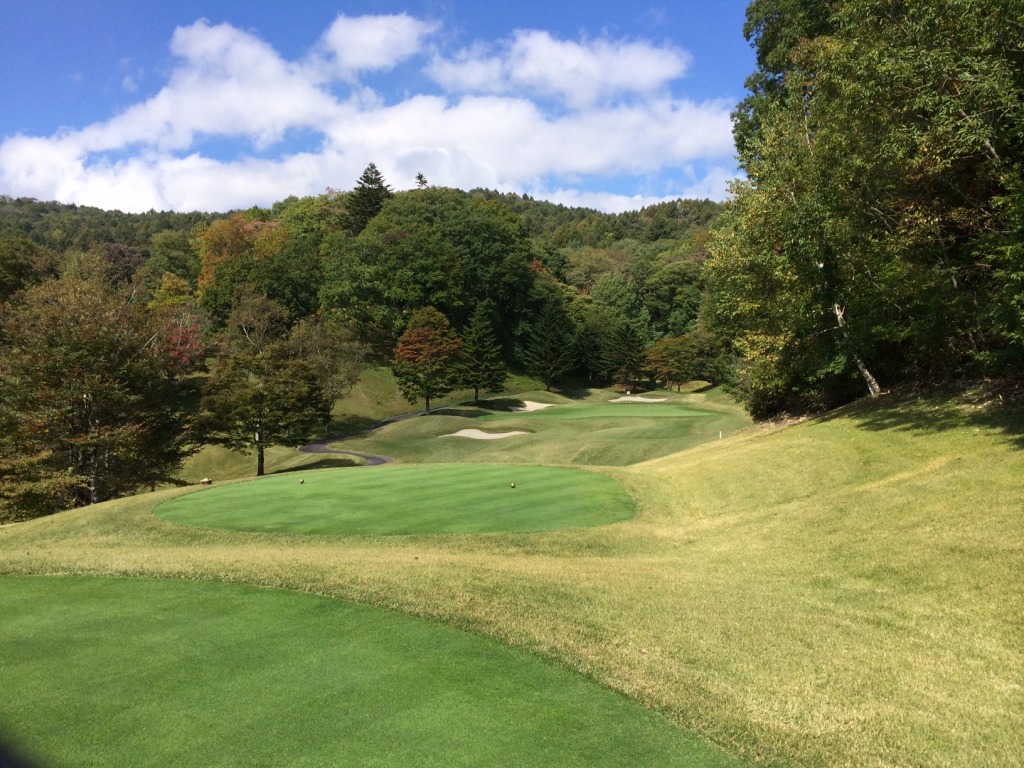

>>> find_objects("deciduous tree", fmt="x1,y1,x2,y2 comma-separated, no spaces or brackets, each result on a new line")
707,0,1024,417
0,256,194,519
392,307,463,414
287,312,367,429
197,347,329,477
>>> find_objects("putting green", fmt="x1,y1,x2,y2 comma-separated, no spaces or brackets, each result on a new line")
155,464,635,535
0,576,740,768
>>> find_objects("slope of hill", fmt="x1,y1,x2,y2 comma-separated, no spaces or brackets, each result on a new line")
0,388,1020,767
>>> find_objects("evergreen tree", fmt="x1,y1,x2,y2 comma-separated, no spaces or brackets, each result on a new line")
459,302,507,404
522,301,576,391
345,163,393,235
603,320,647,393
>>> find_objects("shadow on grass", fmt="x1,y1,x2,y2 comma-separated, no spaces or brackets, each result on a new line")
432,407,491,419
475,398,528,411
813,381,1024,449
274,457,362,473
555,386,597,401
327,415,379,434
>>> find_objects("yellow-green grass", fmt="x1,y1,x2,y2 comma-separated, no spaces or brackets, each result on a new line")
1,390,1021,767
0,576,736,768
175,367,548,483
331,387,750,466
156,465,635,535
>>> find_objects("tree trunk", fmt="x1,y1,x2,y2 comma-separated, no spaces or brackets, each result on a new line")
833,304,881,397
256,440,265,476
88,447,99,505
425,396,431,415
474,386,480,405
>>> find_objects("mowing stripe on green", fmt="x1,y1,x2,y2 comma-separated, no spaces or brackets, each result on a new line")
155,464,635,535
0,576,742,768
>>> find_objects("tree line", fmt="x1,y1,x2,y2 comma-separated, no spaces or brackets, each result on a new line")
704,0,1023,417
5,0,1015,519
0,165,723,521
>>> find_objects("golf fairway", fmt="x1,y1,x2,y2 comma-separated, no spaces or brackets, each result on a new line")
155,464,635,535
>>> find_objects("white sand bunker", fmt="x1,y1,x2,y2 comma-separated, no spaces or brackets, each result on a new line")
609,395,669,403
510,400,555,412
441,429,528,440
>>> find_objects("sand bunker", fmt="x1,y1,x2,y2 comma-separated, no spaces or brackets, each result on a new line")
510,401,555,412
441,429,528,440
608,396,669,403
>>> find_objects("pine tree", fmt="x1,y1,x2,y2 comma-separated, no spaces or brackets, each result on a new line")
522,301,576,391
345,163,393,235
459,302,507,404
603,320,647,393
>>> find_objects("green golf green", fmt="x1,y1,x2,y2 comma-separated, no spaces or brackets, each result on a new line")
155,464,635,535
0,576,738,768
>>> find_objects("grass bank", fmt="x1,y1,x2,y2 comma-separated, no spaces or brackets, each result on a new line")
331,387,749,467
1,575,737,768
1,389,1020,766
156,464,635,535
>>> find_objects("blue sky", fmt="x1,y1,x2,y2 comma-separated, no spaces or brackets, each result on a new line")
0,1,755,213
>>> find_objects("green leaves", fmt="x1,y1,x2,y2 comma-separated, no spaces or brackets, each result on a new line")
710,0,1024,417
391,307,463,414
459,303,507,403
0,260,194,518
197,347,329,476
522,301,576,391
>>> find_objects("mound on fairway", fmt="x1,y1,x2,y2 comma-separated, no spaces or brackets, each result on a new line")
0,576,738,768
155,464,635,535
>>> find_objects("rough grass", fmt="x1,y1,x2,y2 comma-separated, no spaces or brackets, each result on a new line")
156,464,635,535
176,367,548,483
1,388,1021,767
332,387,750,466
0,576,736,768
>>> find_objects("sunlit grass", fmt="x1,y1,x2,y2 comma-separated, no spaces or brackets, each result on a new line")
1,389,1021,766
1,576,736,768
332,387,750,466
156,464,635,535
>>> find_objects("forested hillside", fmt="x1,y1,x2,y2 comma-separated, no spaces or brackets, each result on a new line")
2,0,1020,520
705,0,1023,417
0,181,724,520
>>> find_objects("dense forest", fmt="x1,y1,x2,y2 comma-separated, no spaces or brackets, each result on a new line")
2,0,1020,519
706,0,1023,417
0,174,724,520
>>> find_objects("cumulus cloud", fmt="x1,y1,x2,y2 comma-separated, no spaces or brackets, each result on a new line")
0,14,738,213
428,30,691,108
317,13,439,77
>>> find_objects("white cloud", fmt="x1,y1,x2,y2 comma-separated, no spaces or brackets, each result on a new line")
317,13,439,78
0,15,737,213
428,30,691,107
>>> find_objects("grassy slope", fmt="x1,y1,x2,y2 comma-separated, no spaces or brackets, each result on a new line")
156,465,635,535
176,367,548,483
1,391,1021,767
332,387,749,467
1,576,735,768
